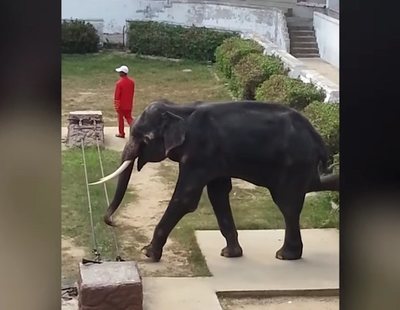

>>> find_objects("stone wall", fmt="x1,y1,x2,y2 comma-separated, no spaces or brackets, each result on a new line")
66,111,105,148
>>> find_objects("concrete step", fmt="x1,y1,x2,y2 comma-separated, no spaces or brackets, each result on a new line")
288,25,314,30
291,42,319,48
292,53,320,58
289,30,315,36
291,36,317,42
286,17,313,27
291,47,319,54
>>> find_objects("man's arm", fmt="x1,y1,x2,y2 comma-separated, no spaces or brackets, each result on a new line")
114,82,121,110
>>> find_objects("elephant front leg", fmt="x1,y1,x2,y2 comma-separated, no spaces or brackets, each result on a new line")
142,167,205,262
207,178,243,258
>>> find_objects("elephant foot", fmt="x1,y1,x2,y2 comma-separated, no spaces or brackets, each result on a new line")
141,244,162,262
275,245,302,260
220,245,243,258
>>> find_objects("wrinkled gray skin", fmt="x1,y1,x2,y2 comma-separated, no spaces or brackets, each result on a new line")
102,99,339,262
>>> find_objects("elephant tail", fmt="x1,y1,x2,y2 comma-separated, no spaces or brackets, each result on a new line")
311,128,329,174
299,113,330,174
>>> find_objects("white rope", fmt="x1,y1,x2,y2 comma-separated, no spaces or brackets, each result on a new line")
81,138,99,259
95,137,122,259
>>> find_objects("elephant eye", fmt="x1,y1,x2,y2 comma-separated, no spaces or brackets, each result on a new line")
143,132,155,144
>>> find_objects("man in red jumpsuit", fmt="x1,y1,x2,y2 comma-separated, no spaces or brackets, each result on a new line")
114,65,135,138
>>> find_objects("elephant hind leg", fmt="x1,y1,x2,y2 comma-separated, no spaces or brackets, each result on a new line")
271,188,306,260
207,177,243,258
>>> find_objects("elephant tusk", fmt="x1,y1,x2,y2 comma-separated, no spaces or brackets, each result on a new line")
89,160,133,185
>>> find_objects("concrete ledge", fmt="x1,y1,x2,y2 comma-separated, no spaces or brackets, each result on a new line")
216,288,339,298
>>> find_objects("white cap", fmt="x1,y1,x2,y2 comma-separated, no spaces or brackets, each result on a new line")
115,65,129,74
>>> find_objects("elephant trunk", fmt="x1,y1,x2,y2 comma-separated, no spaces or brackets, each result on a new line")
104,140,140,226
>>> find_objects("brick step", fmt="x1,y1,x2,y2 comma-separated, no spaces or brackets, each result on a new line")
292,53,320,58
291,42,318,48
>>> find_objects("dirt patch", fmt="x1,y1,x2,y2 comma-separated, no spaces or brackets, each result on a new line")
62,237,87,284
116,161,192,276
219,296,339,310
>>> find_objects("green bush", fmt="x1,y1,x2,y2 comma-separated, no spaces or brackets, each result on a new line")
303,101,339,157
215,37,264,79
62,20,100,54
325,153,340,206
229,53,285,99
255,75,326,110
127,21,238,61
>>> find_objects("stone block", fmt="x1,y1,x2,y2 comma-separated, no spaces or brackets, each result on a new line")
66,111,105,148
78,261,143,310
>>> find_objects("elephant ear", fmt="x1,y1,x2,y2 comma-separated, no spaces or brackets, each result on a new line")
162,111,186,156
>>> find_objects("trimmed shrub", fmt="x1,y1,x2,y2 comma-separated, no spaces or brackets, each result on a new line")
127,21,237,61
303,101,339,157
62,20,100,54
229,53,285,99
215,37,264,79
255,75,326,110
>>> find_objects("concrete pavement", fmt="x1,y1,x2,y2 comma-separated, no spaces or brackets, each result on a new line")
196,229,339,293
298,58,339,86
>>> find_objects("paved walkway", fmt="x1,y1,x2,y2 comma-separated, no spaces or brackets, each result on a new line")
298,58,339,86
196,229,339,292
143,229,338,309
62,129,339,310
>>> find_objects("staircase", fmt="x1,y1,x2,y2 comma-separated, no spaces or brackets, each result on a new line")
287,17,320,58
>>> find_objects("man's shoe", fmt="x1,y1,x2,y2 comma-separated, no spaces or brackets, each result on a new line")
115,134,125,138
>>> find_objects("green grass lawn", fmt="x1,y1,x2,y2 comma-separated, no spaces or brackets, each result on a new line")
62,53,338,278
62,148,138,284
62,148,137,256
62,51,231,126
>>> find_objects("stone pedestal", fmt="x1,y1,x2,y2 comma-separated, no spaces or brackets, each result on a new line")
78,261,143,310
66,111,105,148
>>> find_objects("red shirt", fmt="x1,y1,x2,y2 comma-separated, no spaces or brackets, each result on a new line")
114,76,135,110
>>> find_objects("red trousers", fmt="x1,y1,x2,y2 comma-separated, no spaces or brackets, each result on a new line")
117,109,133,136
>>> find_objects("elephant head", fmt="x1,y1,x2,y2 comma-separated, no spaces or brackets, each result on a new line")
90,100,190,226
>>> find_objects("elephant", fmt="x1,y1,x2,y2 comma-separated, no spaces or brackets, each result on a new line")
91,99,339,262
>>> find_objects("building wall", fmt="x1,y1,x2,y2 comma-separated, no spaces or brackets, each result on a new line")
326,0,339,13
62,0,290,51
313,11,339,68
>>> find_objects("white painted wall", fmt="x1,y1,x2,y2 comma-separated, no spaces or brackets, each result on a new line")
326,0,339,13
313,12,339,68
62,0,290,51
